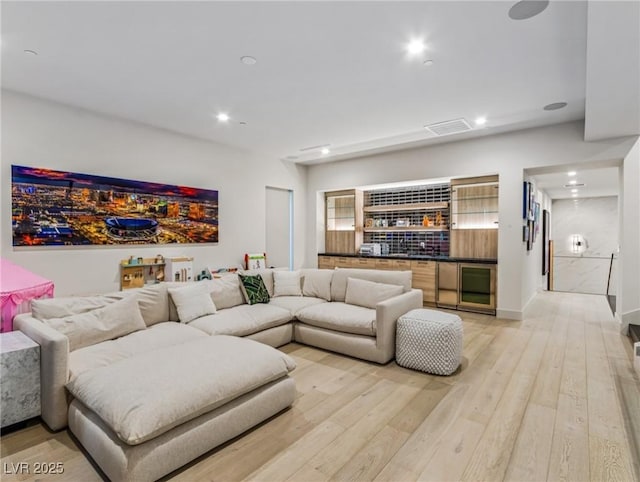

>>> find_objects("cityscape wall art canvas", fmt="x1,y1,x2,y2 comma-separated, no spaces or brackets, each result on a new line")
11,165,219,246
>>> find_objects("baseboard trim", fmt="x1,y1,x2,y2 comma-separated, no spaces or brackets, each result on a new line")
620,309,640,335
496,308,522,321
621,309,640,325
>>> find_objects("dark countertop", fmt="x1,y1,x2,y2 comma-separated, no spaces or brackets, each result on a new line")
319,253,497,264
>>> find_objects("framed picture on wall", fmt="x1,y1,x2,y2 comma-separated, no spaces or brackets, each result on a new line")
542,209,550,275
533,202,541,241
11,164,219,246
523,181,529,220
523,224,530,243
528,183,535,221
527,220,534,251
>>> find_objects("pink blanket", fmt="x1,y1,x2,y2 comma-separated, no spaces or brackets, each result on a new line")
0,258,54,332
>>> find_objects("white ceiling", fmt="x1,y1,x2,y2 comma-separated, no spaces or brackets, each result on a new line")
531,166,619,200
1,1,638,174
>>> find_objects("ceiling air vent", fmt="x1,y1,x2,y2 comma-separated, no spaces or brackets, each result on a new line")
425,118,472,136
563,183,586,188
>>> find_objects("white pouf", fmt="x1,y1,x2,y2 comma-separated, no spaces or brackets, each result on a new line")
396,308,463,375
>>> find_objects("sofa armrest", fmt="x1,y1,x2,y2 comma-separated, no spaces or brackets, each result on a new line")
13,314,70,431
375,289,423,363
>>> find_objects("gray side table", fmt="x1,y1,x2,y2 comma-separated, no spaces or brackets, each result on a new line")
1,331,41,428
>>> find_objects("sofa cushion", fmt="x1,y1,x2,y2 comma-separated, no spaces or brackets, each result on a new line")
168,283,217,323
44,296,147,352
66,336,296,445
207,275,245,309
164,282,187,321
32,295,115,320
32,284,171,327
296,302,376,336
239,274,270,305
273,271,302,297
268,296,327,317
188,304,293,337
330,268,412,302
345,277,404,309
128,284,171,326
68,322,207,381
301,269,333,301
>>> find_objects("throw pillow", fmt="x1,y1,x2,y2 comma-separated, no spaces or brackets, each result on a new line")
302,269,333,301
168,283,217,323
240,268,275,296
238,274,270,305
345,277,404,309
208,275,246,309
273,271,303,297
44,295,146,351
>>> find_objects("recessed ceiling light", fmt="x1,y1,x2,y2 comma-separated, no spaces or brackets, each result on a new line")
568,171,577,176
572,193,578,197
571,189,578,193
24,49,38,56
240,56,257,65
568,179,577,185
321,147,330,155
216,113,229,122
544,102,568,111
508,0,549,20
474,116,487,126
406,39,426,56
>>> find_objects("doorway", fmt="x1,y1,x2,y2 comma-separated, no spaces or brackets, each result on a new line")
265,187,293,269
532,166,619,305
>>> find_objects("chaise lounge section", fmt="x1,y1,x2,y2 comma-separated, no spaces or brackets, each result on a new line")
13,267,422,481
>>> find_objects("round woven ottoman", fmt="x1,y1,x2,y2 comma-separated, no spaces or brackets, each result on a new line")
396,308,463,375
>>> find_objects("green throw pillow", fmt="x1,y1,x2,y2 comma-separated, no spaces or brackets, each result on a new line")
239,274,270,305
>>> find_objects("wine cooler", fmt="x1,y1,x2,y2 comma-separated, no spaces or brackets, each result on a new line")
457,263,496,314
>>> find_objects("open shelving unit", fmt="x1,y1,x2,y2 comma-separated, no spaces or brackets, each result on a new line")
363,226,448,233
324,189,363,254
449,175,499,259
363,183,451,256
363,201,449,213
120,258,165,290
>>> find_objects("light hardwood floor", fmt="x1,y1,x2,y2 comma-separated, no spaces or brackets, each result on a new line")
1,291,638,481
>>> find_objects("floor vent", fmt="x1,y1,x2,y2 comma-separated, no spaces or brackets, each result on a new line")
425,118,472,136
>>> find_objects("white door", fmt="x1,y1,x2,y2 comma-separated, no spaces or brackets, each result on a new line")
265,187,293,269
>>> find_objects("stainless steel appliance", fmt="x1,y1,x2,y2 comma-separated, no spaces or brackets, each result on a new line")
359,243,381,256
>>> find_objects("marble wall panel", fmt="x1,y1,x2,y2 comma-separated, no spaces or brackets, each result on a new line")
552,196,618,295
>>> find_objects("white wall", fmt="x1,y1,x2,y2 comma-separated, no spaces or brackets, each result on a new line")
618,138,640,332
552,196,618,295
521,182,552,312
306,121,637,319
1,91,307,296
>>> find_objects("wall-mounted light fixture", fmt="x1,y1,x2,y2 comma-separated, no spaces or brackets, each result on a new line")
570,234,587,254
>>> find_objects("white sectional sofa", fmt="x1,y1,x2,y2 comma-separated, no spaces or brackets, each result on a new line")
13,267,422,482
190,268,422,363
